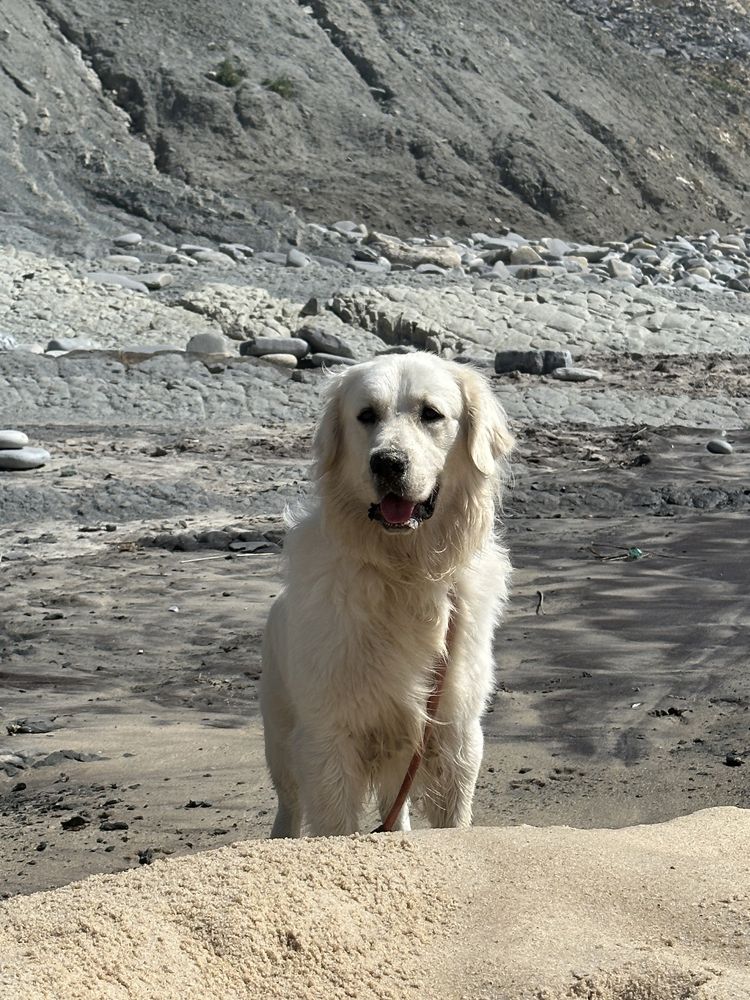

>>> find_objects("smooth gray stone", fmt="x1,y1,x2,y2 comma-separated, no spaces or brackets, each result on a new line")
571,245,610,263
347,260,388,275
139,272,174,290
297,325,355,359
608,258,638,282
416,263,448,275
300,352,358,368
240,337,309,359
186,333,232,355
706,439,733,454
510,245,543,265
0,429,29,449
254,251,287,265
112,232,142,246
192,249,234,265
179,244,211,255
0,446,51,470
46,337,97,352
551,366,604,382
86,271,149,293
286,248,310,268
332,220,366,236
546,238,572,257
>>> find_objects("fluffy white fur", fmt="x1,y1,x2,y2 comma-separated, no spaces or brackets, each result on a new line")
260,353,514,837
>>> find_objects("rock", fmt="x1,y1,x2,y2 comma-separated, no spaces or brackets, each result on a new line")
495,349,572,375
254,251,287,265
366,231,461,269
46,337,97,352
415,263,448,275
61,815,90,831
0,430,29,449
607,258,638,282
332,220,367,238
706,439,733,454
539,350,571,372
100,820,129,831
297,323,355,359
348,260,389,275
286,248,310,268
104,255,141,268
495,350,543,375
551,367,604,382
139,272,174,290
186,333,233,355
6,717,58,734
510,245,543,265
300,296,327,317
573,245,611,263
240,337,309,359
85,272,150,293
257,354,298,368
112,232,142,247
0,332,17,350
0,446,51,470
192,249,234,265
725,752,743,767
299,352,358,368
166,253,197,266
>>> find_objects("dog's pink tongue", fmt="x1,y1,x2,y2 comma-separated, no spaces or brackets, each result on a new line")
380,494,416,524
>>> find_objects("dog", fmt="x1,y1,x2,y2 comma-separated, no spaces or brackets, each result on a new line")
260,352,514,837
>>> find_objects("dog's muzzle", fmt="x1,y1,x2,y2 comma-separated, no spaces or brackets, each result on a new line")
368,485,440,532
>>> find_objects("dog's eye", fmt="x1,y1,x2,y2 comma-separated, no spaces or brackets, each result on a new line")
421,405,444,423
357,407,378,425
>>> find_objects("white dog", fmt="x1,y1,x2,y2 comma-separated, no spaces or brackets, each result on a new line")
260,352,514,837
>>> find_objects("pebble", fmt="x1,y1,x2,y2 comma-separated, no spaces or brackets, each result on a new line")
85,272,150,294
297,324,355,358
139,272,174,290
286,248,310,268
300,352,358,368
192,249,234,265
46,337,97,352
495,349,572,375
706,438,733,454
240,337,309,359
186,333,232,355
725,752,743,767
332,220,368,238
551,367,604,382
348,259,389,275
0,430,29,449
415,263,448,275
0,446,51,470
258,353,298,368
511,245,543,265
112,232,143,247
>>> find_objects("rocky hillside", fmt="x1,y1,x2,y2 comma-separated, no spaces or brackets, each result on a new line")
1,0,749,250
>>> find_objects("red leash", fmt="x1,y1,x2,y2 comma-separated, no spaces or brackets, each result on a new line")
374,603,456,833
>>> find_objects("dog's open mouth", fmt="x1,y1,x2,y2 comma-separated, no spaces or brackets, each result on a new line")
368,486,439,532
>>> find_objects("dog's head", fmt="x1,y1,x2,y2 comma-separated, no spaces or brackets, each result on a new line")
314,354,513,536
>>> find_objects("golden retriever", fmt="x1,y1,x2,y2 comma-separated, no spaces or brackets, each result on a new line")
260,353,514,836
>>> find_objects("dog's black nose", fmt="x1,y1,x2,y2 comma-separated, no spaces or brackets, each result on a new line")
370,450,407,481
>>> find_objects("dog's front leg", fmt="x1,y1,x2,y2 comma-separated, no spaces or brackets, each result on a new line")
295,726,368,836
422,719,484,829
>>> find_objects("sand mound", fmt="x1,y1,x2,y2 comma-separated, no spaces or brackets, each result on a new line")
1,808,748,1000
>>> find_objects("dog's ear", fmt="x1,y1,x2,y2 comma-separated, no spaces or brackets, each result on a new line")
459,366,514,476
313,377,343,478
